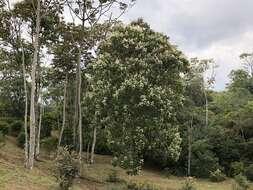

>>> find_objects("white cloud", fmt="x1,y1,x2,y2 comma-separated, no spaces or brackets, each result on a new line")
122,0,253,90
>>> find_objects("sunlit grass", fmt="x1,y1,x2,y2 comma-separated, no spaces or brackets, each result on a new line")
0,137,252,190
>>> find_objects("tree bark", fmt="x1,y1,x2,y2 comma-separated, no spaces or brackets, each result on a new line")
28,0,41,170
86,141,90,164
58,75,68,147
73,63,78,149
21,44,29,168
90,126,97,164
77,47,83,168
35,104,42,158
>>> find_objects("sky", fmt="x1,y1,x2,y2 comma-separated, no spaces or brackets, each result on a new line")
121,0,253,91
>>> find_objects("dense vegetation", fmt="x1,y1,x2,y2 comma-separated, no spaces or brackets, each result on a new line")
0,0,253,189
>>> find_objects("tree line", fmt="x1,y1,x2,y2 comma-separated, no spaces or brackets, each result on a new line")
0,0,253,183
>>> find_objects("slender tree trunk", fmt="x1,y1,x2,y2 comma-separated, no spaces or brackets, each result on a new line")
58,75,68,147
73,66,78,149
35,105,42,158
77,47,83,168
28,0,41,170
90,126,97,164
187,117,193,176
203,83,208,127
86,141,90,164
21,44,29,168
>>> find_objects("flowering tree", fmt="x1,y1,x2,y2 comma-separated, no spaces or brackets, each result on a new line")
86,19,189,174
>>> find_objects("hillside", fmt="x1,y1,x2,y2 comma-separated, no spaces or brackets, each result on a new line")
0,137,251,190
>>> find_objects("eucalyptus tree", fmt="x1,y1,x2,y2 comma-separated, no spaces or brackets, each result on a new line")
49,23,80,148
88,19,188,174
189,58,217,128
0,0,33,166
12,0,64,169
240,52,253,77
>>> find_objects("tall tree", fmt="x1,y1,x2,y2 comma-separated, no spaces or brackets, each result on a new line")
87,19,188,174
66,0,135,167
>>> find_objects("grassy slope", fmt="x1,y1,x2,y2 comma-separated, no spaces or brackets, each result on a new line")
0,137,252,190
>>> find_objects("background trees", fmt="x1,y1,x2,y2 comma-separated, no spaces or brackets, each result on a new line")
0,0,253,185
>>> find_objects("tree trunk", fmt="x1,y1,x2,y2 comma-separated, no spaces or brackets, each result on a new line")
86,141,90,164
28,0,41,170
77,47,83,168
35,105,42,158
187,117,193,176
203,83,208,128
58,75,68,148
21,44,29,168
90,126,97,164
73,64,78,149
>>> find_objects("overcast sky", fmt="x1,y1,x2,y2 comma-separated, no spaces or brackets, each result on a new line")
120,0,253,91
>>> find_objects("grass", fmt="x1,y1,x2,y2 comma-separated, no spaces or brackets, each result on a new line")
0,137,253,190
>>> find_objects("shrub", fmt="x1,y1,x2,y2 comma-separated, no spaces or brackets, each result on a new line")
126,181,160,190
17,132,26,148
41,137,58,152
107,169,120,183
0,121,8,135
245,164,253,181
230,162,245,177
210,169,226,182
8,121,23,136
54,147,78,190
0,132,5,147
111,185,127,190
163,167,172,178
233,174,250,190
180,177,197,190
189,139,220,178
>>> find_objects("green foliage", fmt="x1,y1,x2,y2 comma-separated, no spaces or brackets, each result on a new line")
54,147,78,190
41,137,58,152
0,121,8,135
40,112,55,138
179,178,197,190
163,167,172,178
230,162,245,177
233,174,250,190
88,19,187,174
245,164,253,181
0,131,5,146
8,120,23,137
106,168,120,183
191,139,220,178
209,169,226,182
17,131,25,148
126,181,160,190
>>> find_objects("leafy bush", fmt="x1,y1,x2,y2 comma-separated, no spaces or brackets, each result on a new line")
0,121,8,135
179,177,197,190
126,181,160,190
191,139,220,178
111,185,127,190
245,164,253,181
0,132,5,147
17,132,26,148
54,147,78,190
8,121,23,137
230,162,244,177
41,137,58,152
210,169,226,182
107,169,120,183
233,174,250,190
163,167,172,178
